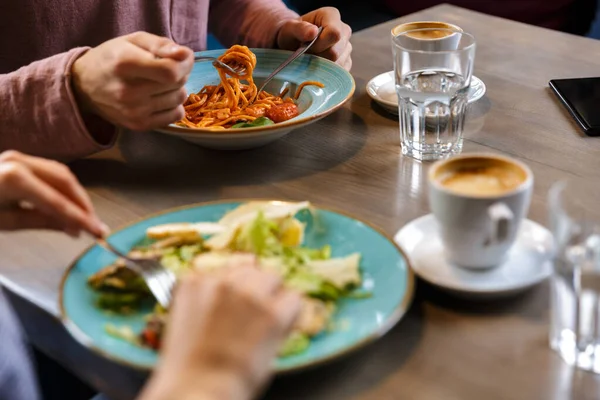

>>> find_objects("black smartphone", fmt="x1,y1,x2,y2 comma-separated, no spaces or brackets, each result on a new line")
549,77,600,136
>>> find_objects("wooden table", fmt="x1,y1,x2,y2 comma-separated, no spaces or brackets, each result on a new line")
2,4,600,400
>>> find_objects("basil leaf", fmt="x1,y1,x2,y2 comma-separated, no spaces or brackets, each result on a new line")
231,121,252,128
251,117,275,126
231,117,275,129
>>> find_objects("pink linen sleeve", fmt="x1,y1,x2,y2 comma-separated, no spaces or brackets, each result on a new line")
0,47,118,162
209,0,299,48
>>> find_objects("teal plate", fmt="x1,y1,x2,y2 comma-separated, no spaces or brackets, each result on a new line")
155,49,355,150
162,49,355,134
60,201,414,373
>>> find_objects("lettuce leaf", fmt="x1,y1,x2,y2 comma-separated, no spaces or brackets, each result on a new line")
285,270,341,301
305,253,361,290
231,211,282,257
279,331,311,357
283,245,331,267
97,292,145,312
160,244,203,275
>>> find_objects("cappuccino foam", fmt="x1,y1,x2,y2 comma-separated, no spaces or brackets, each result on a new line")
440,165,524,196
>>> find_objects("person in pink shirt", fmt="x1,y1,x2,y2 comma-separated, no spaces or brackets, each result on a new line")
0,1,352,161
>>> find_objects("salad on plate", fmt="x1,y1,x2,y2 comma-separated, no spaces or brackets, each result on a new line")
87,201,365,356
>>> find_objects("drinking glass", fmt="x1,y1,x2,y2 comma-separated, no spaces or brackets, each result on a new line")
548,179,600,373
392,28,476,161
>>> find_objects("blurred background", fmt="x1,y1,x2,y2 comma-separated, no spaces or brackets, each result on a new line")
207,0,600,49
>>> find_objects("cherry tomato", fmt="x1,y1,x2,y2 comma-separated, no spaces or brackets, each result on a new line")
266,103,299,123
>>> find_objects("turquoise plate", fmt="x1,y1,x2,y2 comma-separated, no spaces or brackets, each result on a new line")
155,49,355,150
60,201,414,373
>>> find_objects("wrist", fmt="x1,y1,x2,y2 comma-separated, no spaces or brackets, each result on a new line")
69,52,117,145
70,55,94,115
141,367,249,400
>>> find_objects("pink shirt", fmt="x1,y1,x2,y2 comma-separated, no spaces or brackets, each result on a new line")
0,0,298,161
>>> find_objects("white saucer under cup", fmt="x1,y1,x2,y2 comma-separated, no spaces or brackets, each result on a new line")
394,214,554,299
366,71,486,115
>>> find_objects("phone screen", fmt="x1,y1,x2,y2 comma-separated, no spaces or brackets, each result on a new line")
550,77,600,134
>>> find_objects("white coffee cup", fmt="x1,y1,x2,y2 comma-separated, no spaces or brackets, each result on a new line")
428,153,534,269
391,21,463,52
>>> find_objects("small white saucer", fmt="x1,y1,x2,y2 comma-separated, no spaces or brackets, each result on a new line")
394,214,554,299
366,71,486,115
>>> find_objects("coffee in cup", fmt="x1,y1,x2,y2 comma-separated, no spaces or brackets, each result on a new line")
428,154,533,269
438,160,527,197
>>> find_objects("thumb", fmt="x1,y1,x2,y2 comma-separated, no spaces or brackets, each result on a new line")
154,43,193,62
277,20,319,50
126,32,192,62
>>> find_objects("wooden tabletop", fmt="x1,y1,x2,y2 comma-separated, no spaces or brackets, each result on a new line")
2,4,600,400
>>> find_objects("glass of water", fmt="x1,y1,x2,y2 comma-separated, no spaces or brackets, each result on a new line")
549,179,600,374
392,28,476,161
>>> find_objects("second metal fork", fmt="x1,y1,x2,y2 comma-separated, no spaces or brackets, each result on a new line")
97,238,176,309
250,26,324,104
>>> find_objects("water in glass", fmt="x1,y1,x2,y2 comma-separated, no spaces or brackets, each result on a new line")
392,28,475,161
396,69,469,161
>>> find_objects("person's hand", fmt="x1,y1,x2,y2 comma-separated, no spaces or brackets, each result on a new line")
276,7,352,70
140,261,301,400
71,32,194,131
0,151,107,237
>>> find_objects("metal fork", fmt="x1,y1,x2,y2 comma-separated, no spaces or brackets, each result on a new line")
251,26,324,104
194,55,246,76
97,238,176,309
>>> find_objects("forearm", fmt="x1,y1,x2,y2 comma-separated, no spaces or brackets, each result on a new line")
0,48,117,162
209,0,298,48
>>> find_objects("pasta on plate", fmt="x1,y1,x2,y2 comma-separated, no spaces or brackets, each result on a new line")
177,45,324,130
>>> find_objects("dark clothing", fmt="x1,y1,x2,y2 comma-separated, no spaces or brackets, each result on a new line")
0,289,40,400
383,0,597,35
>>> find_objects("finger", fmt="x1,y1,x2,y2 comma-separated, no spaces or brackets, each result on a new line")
277,20,320,50
334,42,353,70
293,21,320,43
3,153,109,237
103,76,187,105
307,9,345,54
1,152,94,215
147,105,185,128
224,266,282,300
6,165,105,237
126,31,193,62
150,77,189,96
315,39,347,62
150,87,188,113
115,43,192,85
310,27,342,54
0,208,68,232
343,56,352,72
272,290,302,334
155,44,193,62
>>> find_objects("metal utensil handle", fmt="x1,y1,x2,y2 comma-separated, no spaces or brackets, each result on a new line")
194,55,242,76
256,26,324,95
97,238,130,261
194,55,216,61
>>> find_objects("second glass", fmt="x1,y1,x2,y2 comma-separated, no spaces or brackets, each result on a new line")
392,28,476,161
549,179,600,374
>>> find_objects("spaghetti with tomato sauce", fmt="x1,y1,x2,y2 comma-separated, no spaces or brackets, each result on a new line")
176,45,324,129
